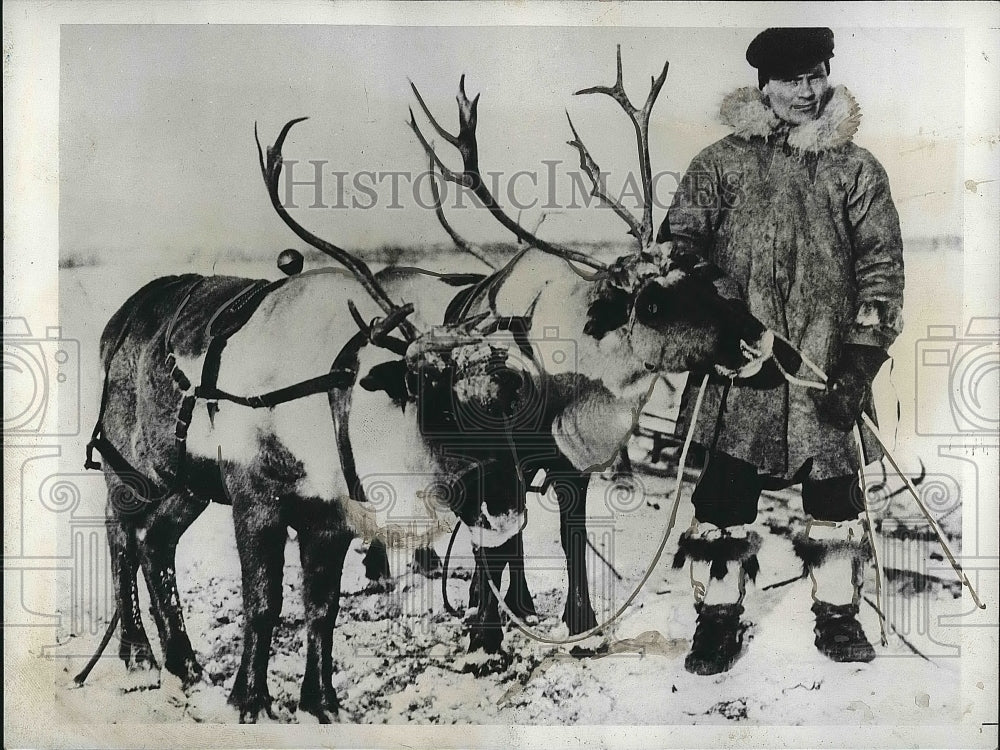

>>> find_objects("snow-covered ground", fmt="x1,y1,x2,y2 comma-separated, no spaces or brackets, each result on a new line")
45,468,969,726
31,247,995,728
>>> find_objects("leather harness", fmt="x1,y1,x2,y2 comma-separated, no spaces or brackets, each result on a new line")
85,275,368,503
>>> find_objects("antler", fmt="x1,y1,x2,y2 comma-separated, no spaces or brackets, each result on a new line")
408,76,607,273
255,118,418,341
565,113,644,248
573,45,669,249
347,299,414,355
426,151,496,270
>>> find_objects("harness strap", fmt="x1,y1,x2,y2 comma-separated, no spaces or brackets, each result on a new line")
195,369,355,409
86,434,177,502
164,277,208,352
87,276,291,500
174,394,197,475
445,248,531,326
328,330,370,504
478,315,535,359
388,267,487,287
85,276,203,473
200,279,278,424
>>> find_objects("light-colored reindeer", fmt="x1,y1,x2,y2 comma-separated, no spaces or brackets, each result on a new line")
77,48,778,723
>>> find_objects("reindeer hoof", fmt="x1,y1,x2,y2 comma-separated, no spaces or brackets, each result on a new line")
308,704,337,723
299,685,340,723
237,700,276,724
412,546,443,578
362,542,391,581
569,635,610,658
228,683,275,724
503,588,538,624
456,649,512,676
167,654,203,689
467,625,503,655
120,661,161,693
562,603,598,635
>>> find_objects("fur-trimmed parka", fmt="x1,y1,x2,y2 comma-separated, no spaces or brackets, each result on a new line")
666,86,905,480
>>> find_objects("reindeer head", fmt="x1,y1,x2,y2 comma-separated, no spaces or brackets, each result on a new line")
580,245,777,389
407,47,785,394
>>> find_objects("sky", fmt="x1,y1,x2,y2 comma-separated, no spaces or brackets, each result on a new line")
60,25,966,264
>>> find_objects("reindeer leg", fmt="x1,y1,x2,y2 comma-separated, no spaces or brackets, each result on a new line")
135,491,208,687
503,532,537,623
555,472,598,633
296,517,352,723
228,494,285,723
468,543,505,655
106,511,160,690
412,545,443,578
467,555,482,616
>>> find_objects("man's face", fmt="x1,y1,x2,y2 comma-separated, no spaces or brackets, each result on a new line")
765,62,831,125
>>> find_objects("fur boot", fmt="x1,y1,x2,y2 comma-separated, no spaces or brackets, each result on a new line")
674,524,762,675
793,519,875,663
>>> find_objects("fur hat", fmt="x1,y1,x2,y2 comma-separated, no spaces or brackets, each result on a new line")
747,27,835,88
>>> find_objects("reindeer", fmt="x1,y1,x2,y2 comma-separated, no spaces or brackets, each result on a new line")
389,49,798,642
77,48,783,723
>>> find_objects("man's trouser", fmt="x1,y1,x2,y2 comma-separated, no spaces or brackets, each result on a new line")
691,450,861,528
679,449,872,610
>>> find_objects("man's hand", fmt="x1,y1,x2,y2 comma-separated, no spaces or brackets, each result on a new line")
811,344,888,431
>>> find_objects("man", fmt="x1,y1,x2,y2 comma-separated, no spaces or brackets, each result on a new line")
660,27,904,675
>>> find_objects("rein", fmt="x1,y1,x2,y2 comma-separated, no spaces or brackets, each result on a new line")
770,331,984,610
468,332,985,649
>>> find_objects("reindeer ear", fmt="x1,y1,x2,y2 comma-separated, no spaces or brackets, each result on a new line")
359,359,409,408
655,218,671,244
584,287,632,340
667,248,725,283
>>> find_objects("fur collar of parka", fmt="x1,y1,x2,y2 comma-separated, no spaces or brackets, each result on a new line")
719,85,862,154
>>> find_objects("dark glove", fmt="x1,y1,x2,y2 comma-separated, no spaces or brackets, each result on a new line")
811,344,888,431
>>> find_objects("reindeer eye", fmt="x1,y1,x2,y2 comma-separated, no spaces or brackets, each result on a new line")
647,303,658,316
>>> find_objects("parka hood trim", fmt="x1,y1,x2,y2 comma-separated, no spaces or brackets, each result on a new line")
719,85,862,153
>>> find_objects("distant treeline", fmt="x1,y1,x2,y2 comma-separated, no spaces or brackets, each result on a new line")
58,235,962,269
902,235,963,253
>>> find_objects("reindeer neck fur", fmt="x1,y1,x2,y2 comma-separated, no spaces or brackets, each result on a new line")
720,84,861,153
